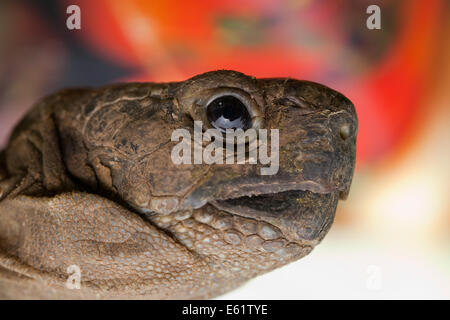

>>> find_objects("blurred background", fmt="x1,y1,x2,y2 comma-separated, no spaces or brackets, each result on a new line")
0,0,448,299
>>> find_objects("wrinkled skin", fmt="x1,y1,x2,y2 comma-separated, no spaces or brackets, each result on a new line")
0,70,357,299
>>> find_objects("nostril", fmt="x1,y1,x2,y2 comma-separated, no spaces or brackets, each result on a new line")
339,124,351,140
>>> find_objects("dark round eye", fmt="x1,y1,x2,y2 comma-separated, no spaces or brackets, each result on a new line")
206,95,252,132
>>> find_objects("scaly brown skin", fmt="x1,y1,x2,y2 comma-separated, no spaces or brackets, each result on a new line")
0,70,357,299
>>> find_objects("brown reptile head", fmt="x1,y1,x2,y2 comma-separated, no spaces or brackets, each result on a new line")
78,70,357,291
87,70,357,237
0,70,357,298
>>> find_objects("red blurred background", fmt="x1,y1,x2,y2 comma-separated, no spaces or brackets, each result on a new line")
0,0,448,298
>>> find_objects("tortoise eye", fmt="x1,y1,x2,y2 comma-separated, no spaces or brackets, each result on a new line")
206,95,252,133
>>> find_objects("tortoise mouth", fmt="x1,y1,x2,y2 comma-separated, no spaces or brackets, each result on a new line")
182,179,336,210
209,189,339,244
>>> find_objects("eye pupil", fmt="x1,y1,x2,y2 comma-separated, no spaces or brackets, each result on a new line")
206,95,252,132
